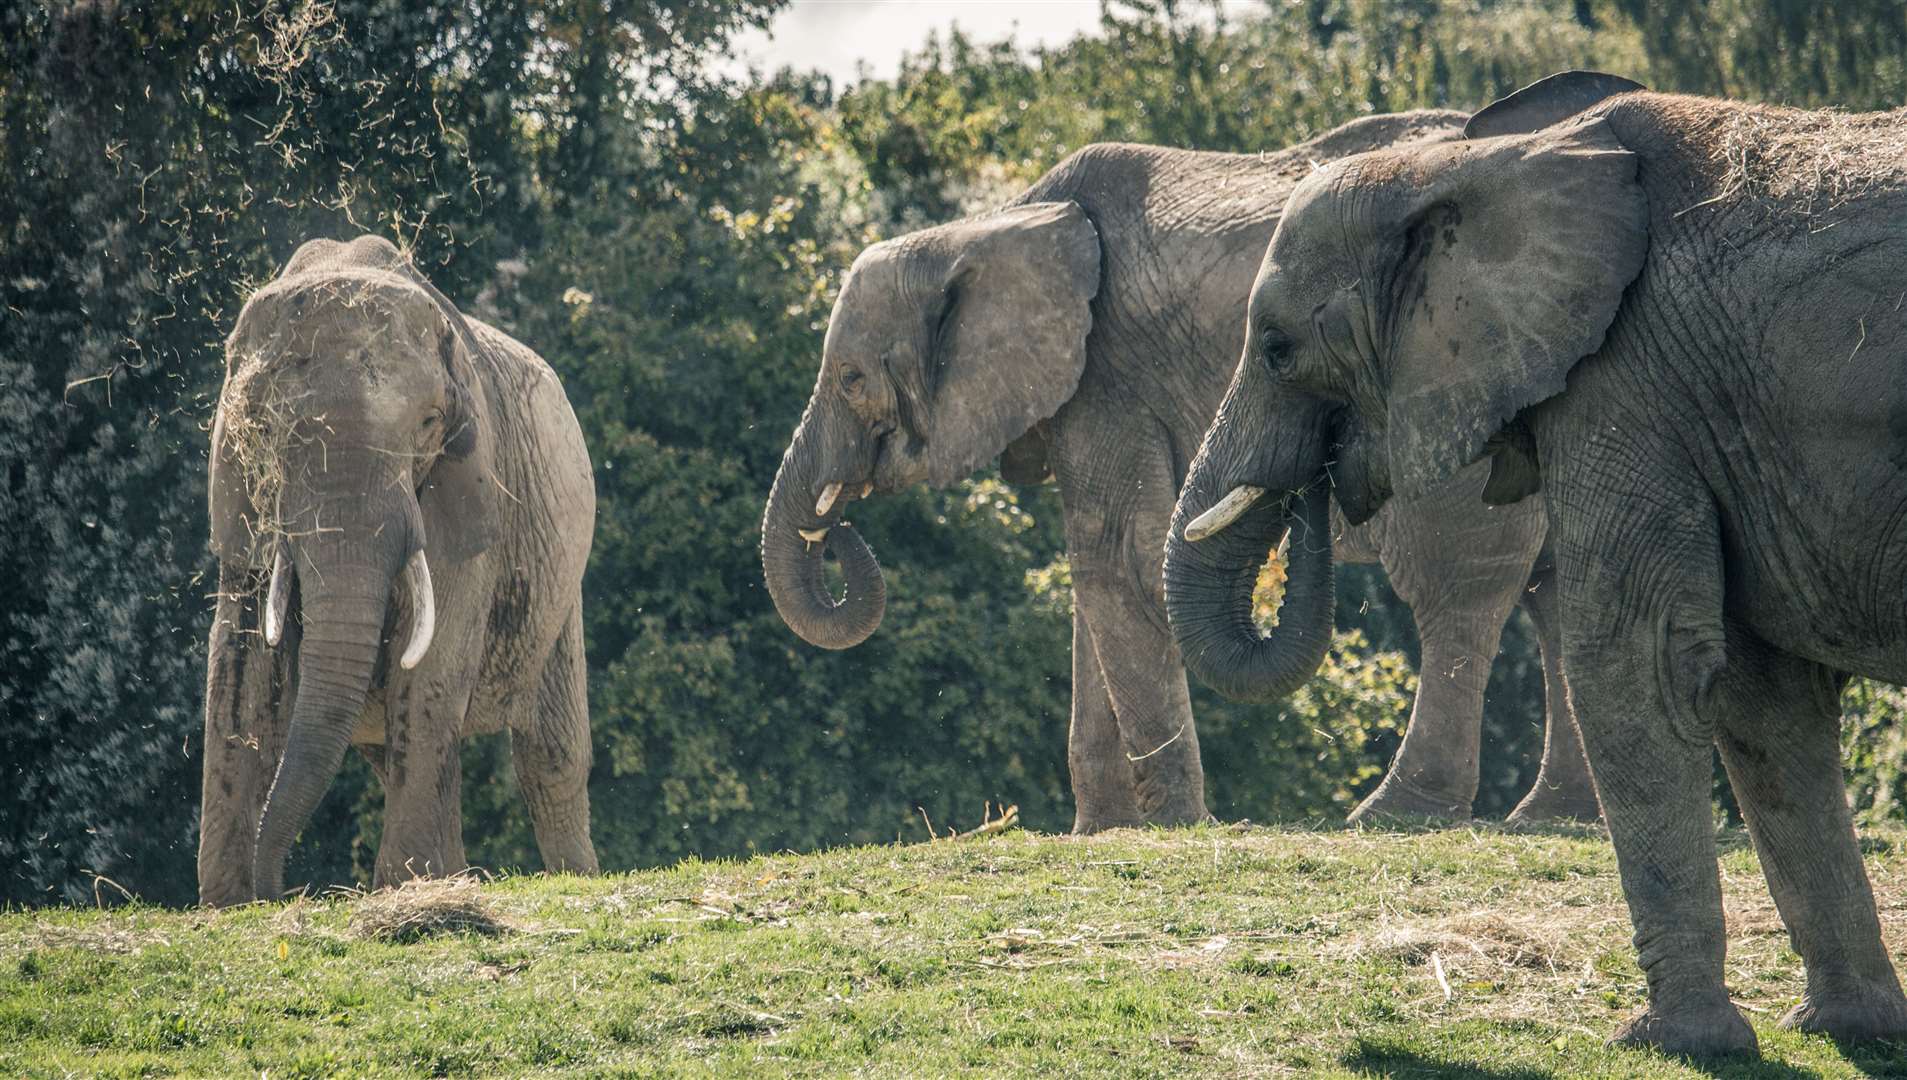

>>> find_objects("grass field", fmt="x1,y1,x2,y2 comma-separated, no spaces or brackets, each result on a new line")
5,822,1907,1077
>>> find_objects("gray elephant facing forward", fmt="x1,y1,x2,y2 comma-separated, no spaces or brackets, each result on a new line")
762,114,1600,830
199,235,598,906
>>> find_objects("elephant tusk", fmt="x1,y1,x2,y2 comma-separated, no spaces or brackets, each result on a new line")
798,526,829,544
1184,485,1267,542
264,545,290,646
399,549,436,671
814,482,843,517
860,483,873,499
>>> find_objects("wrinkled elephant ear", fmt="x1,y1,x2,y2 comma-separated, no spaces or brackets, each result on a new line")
207,406,264,563
1462,70,1646,139
411,274,501,565
905,201,1100,488
1382,117,1649,499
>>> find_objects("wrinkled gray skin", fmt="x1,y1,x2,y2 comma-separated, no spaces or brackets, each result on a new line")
1167,71,1907,1056
199,236,598,906
763,112,1599,830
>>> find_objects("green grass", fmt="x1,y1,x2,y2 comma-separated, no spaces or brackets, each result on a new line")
5,824,1907,1077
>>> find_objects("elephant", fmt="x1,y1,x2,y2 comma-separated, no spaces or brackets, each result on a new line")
761,112,1601,832
1164,70,1907,1055
198,235,598,906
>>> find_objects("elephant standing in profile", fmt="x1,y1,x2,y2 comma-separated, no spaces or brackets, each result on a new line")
1165,72,1907,1055
199,235,598,906
761,113,1601,831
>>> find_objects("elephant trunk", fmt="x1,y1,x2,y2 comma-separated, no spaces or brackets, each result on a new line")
251,516,410,900
1165,484,1335,702
761,405,886,649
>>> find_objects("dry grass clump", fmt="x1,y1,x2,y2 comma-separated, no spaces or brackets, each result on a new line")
1352,909,1571,974
1712,103,1907,218
348,877,510,944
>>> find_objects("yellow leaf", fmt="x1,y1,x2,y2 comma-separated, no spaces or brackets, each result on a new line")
277,940,288,961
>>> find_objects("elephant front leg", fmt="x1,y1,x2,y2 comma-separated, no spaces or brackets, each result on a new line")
1073,568,1210,827
198,566,294,907
1714,640,1907,1042
1067,605,1145,833
1506,558,1602,825
511,605,598,875
374,677,473,887
1353,468,1543,824
1549,471,1755,1056
1348,614,1496,823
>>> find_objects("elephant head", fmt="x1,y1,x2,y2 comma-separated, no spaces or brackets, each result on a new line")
1164,72,1649,701
210,235,498,899
762,202,1101,648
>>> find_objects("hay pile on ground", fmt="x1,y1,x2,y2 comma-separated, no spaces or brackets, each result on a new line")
348,877,510,943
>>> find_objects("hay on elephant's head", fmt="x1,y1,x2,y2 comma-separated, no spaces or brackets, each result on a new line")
349,877,509,943
218,353,307,549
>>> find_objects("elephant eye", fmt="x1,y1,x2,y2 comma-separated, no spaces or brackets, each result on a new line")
1259,326,1293,373
840,366,866,398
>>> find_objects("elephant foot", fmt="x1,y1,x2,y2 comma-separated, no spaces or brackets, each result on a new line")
1144,803,1216,829
1505,784,1603,827
1780,981,1907,1042
1348,776,1471,826
1071,811,1147,835
1612,1000,1758,1059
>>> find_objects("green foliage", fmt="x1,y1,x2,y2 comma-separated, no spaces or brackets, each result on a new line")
1843,679,1907,825
1200,631,1418,821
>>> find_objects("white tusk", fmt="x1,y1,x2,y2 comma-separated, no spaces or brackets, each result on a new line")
814,481,843,517
798,526,829,543
860,483,873,499
1184,485,1267,542
264,545,290,646
399,549,436,671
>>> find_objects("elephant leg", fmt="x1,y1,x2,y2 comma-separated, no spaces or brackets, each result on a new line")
374,680,472,887
1352,465,1544,824
511,604,598,875
1073,568,1210,826
1506,556,1603,825
1547,467,1754,1056
1348,611,1497,823
1713,640,1907,1041
1068,603,1145,833
198,565,295,906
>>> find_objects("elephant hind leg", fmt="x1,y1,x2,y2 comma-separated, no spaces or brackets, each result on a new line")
512,603,598,875
1714,639,1907,1042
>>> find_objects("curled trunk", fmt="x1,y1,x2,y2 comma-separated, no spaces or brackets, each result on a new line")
1164,485,1335,703
761,423,885,650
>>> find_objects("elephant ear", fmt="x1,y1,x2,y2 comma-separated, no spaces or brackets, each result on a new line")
208,405,263,563
1462,70,1646,139
913,201,1100,488
412,275,501,564
1384,117,1649,499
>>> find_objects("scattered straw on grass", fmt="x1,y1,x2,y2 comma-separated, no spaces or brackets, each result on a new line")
348,877,510,944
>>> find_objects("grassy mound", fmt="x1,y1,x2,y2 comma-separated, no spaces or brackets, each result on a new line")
3,824,1905,1077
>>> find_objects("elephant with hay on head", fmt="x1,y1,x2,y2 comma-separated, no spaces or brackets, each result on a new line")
199,235,598,906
